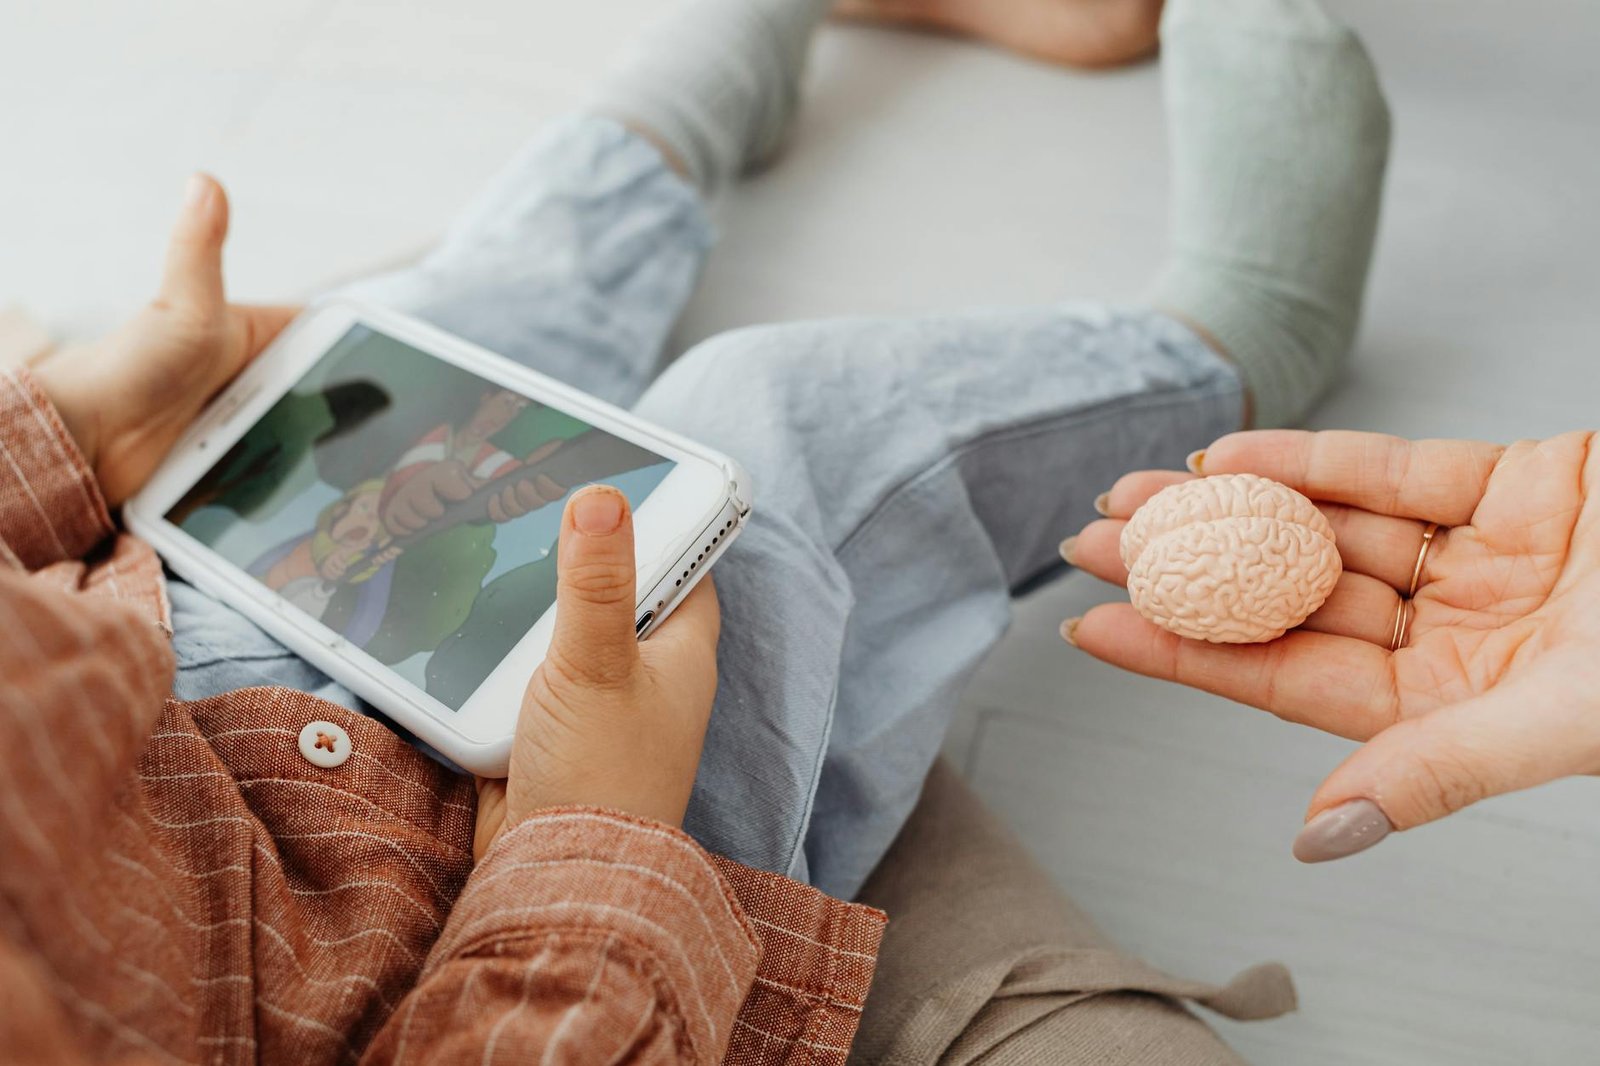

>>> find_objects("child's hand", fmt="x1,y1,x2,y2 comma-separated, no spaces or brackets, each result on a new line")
473,486,720,861
33,174,296,505
1065,429,1600,861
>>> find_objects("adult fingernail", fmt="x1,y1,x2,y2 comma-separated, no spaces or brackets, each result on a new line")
1060,617,1081,646
1059,535,1080,564
572,486,625,535
1186,450,1206,475
1093,492,1111,517
185,172,212,209
1292,799,1392,863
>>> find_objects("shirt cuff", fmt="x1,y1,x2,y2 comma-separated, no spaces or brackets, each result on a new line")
0,369,112,569
713,854,887,1064
426,806,763,1061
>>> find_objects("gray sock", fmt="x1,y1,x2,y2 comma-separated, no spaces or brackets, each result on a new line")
590,0,834,193
1148,0,1392,428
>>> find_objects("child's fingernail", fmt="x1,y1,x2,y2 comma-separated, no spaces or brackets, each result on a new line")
1186,449,1206,475
1059,535,1080,564
1093,492,1111,517
1060,617,1082,646
572,486,626,535
1292,799,1392,863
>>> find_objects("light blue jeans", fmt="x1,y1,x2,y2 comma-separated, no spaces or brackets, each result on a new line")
169,117,1244,899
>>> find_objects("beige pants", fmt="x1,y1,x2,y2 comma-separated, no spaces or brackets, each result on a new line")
850,761,1295,1064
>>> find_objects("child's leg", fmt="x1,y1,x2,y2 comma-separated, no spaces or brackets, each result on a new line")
171,0,833,704
644,0,1390,897
1149,0,1390,428
591,0,833,193
639,307,1243,894
337,0,837,399
335,117,710,409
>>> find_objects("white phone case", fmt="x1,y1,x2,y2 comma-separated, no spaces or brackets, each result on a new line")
126,299,752,775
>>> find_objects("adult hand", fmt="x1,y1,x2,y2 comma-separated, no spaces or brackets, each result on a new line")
33,174,297,505
473,485,720,861
1064,429,1600,861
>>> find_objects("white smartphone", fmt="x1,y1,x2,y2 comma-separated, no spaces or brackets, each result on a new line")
127,299,751,776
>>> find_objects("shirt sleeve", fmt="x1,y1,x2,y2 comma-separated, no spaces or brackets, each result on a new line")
359,808,765,1065
0,368,114,571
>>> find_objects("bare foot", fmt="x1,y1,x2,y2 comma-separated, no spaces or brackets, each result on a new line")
836,0,1163,69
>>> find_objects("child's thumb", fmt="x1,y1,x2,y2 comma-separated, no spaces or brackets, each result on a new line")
158,173,228,312
547,486,640,688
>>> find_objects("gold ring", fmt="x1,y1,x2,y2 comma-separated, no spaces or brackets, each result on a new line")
1407,522,1440,599
1389,523,1439,651
1389,598,1414,651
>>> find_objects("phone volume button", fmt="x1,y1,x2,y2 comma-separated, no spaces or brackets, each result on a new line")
207,382,259,428
202,397,240,433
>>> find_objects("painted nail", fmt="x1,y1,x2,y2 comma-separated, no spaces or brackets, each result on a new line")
1185,449,1206,475
571,486,626,535
1059,535,1080,564
1060,617,1081,646
1093,492,1111,517
1292,799,1392,863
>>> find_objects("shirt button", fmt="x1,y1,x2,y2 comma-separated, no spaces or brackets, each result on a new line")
298,720,352,769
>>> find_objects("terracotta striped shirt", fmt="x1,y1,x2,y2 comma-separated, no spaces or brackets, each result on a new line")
0,368,884,1064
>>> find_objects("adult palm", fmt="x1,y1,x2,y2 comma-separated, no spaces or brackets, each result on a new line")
1066,429,1600,855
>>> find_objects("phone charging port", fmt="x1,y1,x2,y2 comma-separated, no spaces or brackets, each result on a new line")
635,611,655,636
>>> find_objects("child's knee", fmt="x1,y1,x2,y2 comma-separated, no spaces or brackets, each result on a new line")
638,321,835,448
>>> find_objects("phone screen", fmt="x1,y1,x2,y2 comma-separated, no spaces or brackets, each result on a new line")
167,324,676,710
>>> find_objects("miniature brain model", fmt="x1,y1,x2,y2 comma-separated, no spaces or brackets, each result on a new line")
1120,473,1341,643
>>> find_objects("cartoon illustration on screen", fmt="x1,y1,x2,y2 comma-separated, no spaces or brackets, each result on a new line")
250,478,398,635
381,388,568,536
169,326,676,708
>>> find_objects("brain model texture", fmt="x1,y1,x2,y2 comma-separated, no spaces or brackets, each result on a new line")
1120,473,1341,643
